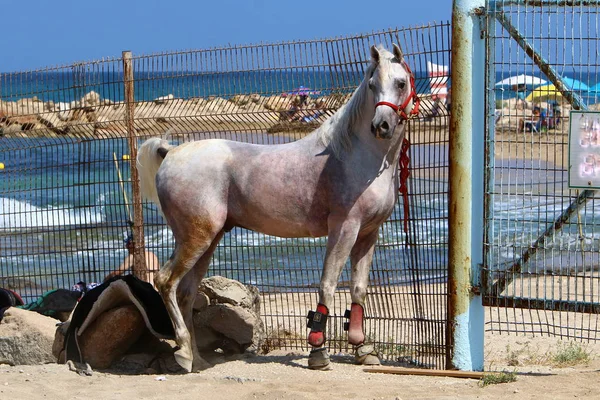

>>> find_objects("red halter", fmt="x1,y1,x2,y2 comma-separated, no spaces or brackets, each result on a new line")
373,59,419,235
374,60,420,122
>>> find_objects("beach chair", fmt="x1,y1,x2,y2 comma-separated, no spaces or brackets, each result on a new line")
523,119,540,132
523,108,547,133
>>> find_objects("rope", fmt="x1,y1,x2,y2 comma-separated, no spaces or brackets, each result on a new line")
399,137,411,234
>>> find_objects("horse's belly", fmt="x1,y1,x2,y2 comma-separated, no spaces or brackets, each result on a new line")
260,223,327,238
230,212,328,238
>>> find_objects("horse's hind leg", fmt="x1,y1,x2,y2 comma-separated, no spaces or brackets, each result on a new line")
307,217,360,370
347,229,380,365
176,231,225,371
155,235,216,372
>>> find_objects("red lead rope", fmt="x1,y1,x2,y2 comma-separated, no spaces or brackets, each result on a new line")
399,137,411,234
374,59,418,236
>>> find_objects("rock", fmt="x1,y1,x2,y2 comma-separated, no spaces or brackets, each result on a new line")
195,304,262,352
193,325,224,352
21,121,37,131
192,291,210,311
53,314,175,371
193,276,264,354
73,304,146,369
198,276,260,312
81,91,100,107
6,115,37,126
14,98,45,114
0,308,57,365
264,95,292,112
56,102,72,121
154,94,174,105
52,324,67,362
2,123,24,135
37,113,67,134
230,94,251,106
93,115,112,129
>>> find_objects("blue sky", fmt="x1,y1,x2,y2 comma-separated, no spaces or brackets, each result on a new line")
3,0,451,71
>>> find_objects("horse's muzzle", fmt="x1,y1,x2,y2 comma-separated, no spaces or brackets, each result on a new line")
371,120,393,139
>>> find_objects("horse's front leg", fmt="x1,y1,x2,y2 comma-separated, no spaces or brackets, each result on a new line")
307,216,360,370
346,229,380,365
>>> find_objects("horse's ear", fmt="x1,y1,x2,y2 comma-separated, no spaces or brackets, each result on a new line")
393,43,404,61
370,45,380,63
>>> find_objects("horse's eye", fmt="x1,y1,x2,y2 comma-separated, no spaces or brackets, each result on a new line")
397,80,406,90
368,79,375,91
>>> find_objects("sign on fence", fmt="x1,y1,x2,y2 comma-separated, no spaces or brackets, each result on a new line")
569,110,600,189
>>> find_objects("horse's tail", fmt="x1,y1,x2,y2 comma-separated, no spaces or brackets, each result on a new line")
137,137,175,210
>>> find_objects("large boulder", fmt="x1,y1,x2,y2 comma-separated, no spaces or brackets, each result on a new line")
53,304,147,369
196,275,260,313
0,308,57,365
193,276,263,354
81,91,101,107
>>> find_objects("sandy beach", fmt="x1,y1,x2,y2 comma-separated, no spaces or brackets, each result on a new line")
1,309,599,400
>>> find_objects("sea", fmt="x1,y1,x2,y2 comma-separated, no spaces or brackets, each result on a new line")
2,69,599,103
2,70,600,300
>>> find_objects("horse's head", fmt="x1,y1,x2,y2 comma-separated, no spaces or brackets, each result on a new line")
368,44,419,139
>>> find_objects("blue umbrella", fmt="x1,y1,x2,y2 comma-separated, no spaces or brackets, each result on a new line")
559,77,590,91
588,82,600,93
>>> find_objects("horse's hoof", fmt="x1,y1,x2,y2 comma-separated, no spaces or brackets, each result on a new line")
354,344,380,366
174,349,193,373
308,347,332,370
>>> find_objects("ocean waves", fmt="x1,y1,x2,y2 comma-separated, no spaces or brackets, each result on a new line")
0,196,105,231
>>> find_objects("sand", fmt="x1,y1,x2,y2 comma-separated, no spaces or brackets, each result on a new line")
0,329,599,400
2,290,600,400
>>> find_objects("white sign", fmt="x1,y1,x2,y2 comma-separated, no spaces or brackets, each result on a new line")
569,111,600,189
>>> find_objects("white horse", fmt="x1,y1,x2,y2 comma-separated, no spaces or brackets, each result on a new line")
137,44,419,372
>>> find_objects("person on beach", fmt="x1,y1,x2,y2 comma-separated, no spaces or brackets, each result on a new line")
519,106,545,132
104,234,159,287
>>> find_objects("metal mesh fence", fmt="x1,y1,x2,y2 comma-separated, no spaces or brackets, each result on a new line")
0,24,451,367
485,1,600,340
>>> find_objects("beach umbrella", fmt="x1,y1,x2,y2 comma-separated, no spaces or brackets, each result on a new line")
285,86,321,96
588,82,600,93
495,74,547,87
525,84,564,103
560,77,589,91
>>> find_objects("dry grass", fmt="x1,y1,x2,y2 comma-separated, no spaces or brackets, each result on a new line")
480,369,518,387
551,342,592,367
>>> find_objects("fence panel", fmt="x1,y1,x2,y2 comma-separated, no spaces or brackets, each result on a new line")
0,25,451,367
484,0,600,340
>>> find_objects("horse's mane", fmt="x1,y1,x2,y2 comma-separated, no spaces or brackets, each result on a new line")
317,61,377,159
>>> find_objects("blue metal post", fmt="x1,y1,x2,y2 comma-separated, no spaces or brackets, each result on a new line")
448,0,486,371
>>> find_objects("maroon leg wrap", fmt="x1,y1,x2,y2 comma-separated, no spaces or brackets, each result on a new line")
348,303,365,346
307,304,328,347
